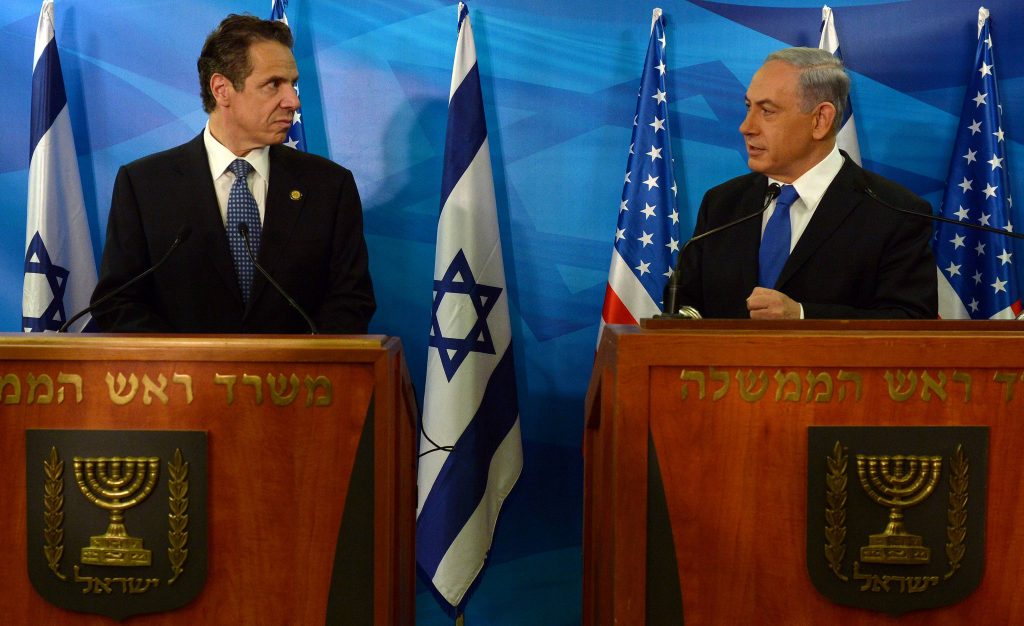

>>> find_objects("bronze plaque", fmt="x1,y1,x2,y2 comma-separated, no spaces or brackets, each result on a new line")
26,430,207,620
807,426,987,615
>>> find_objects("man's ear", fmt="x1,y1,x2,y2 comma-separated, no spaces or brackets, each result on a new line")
210,73,233,108
812,102,837,140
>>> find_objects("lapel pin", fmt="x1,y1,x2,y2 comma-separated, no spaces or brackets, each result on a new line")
290,190,303,201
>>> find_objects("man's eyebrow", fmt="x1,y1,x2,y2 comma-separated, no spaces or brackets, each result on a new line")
260,72,298,84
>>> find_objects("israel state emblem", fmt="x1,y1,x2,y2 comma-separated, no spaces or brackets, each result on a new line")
807,427,988,615
26,430,207,620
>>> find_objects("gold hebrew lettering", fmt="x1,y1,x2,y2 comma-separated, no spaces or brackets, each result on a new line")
27,373,54,404
242,374,263,405
906,577,932,593
952,372,972,402
774,370,801,402
919,371,948,402
736,370,769,402
127,577,159,593
884,370,917,402
214,374,237,405
267,373,301,406
680,370,706,400
141,374,169,405
305,375,333,407
709,367,730,400
1,373,21,404
994,372,1017,402
56,373,83,404
836,370,862,401
105,373,139,406
805,371,834,402
172,374,193,404
853,561,870,590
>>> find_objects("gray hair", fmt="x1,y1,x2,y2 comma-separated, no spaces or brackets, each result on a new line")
766,47,849,134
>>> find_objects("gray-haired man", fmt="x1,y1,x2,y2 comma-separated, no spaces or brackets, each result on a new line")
673,47,937,320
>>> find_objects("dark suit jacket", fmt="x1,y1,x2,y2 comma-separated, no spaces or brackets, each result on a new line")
92,133,375,333
675,156,937,319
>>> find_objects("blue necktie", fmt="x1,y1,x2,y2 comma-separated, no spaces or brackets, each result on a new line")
226,158,261,302
758,184,799,288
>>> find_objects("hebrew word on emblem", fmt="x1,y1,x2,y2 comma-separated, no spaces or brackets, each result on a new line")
856,454,942,565
72,456,160,566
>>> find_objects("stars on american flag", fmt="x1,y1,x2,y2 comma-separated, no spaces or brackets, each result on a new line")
609,12,680,304
935,10,1020,319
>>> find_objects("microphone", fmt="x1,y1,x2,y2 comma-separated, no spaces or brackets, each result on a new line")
237,222,319,335
861,182,1024,321
660,183,782,317
859,183,1024,241
58,226,192,333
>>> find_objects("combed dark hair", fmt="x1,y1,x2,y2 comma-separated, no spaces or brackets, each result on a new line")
766,47,850,134
197,14,293,113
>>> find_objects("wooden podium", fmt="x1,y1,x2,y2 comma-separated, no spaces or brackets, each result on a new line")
0,334,416,624
584,321,1024,625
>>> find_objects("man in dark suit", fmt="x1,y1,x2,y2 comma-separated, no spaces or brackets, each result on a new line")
673,47,937,319
91,14,374,333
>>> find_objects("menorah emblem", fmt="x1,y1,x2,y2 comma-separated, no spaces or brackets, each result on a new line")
855,454,942,565
72,456,160,566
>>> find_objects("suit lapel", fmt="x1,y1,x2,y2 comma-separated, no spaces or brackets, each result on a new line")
173,134,245,304
248,146,306,308
775,159,861,289
736,177,770,291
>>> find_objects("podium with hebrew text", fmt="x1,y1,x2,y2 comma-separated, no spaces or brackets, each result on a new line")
0,335,415,624
584,321,1024,624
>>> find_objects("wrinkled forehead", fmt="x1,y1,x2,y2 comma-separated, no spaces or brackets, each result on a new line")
745,60,801,104
246,40,298,80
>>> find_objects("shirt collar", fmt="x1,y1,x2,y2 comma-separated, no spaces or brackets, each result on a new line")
204,123,270,182
767,144,844,211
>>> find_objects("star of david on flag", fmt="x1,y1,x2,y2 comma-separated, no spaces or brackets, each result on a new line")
24,0,97,332
430,249,502,381
819,5,861,165
934,7,1020,319
601,8,681,334
269,0,306,151
416,3,523,611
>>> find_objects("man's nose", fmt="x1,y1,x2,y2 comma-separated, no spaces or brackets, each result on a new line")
739,109,754,135
282,84,300,109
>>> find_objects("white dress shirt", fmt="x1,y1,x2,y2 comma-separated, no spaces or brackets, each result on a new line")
761,144,845,251
203,124,270,226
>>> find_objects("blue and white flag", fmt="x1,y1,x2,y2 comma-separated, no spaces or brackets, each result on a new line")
601,8,681,331
417,2,523,610
269,0,306,151
24,0,97,332
934,7,1020,319
819,5,861,165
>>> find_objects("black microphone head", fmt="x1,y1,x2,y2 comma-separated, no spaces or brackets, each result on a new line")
766,182,782,201
238,221,250,238
175,225,192,244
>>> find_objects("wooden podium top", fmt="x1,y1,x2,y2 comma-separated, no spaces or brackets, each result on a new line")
0,333,396,361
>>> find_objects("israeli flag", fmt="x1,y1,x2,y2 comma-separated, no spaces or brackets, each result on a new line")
417,2,523,610
819,5,862,165
24,0,97,333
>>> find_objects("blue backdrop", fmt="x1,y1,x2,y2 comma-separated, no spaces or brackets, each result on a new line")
4,1,1024,623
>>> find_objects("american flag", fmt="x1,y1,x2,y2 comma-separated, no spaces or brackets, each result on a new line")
269,0,307,151
934,7,1020,319
818,5,861,165
601,8,680,331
